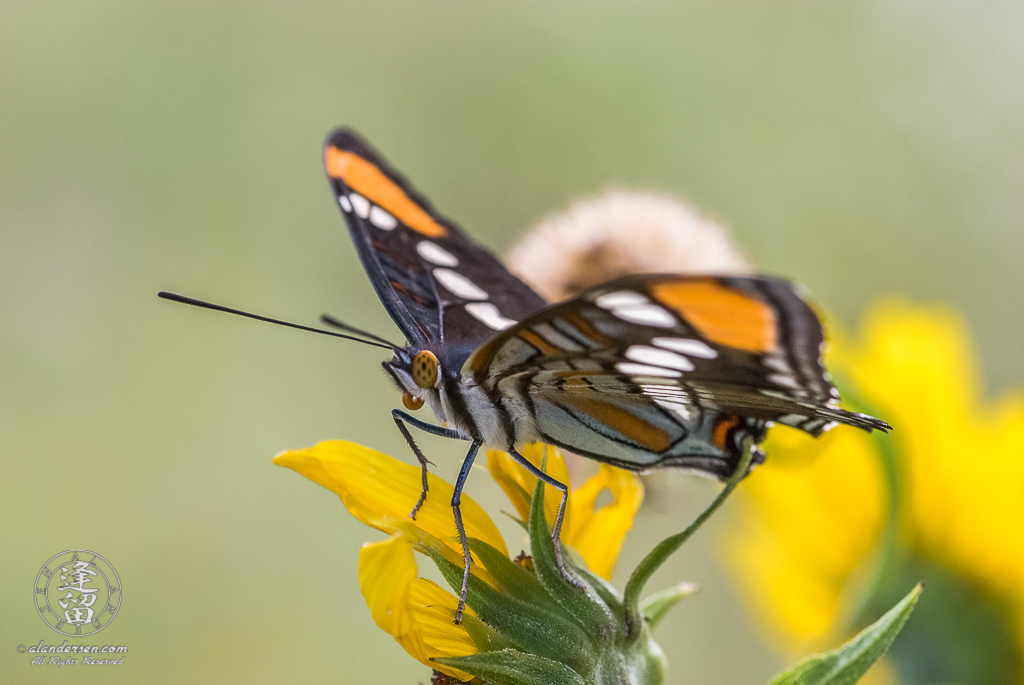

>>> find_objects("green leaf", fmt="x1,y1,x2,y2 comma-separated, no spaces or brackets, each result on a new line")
640,582,699,631
528,477,619,637
768,583,923,685
434,649,585,685
427,548,597,674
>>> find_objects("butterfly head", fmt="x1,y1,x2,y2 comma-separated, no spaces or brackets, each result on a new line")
384,343,479,416
380,344,450,412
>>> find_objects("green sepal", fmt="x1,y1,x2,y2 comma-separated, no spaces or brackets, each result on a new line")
427,548,597,674
434,649,585,685
501,510,529,532
504,479,535,517
468,538,554,611
565,552,625,621
528,477,619,638
461,613,516,653
640,582,699,631
768,583,923,685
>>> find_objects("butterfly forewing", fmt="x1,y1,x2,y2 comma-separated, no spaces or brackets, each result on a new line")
324,129,546,345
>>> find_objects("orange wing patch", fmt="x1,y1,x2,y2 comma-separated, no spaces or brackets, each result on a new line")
712,415,740,449
325,146,448,238
552,394,671,452
651,280,777,353
519,330,562,357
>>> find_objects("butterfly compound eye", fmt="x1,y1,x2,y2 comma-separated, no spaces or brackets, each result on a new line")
411,350,439,389
402,391,424,410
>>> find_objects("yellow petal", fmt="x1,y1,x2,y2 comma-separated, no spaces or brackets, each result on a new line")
358,536,477,681
359,536,421,653
723,300,1024,664
408,578,479,677
378,517,498,589
486,443,572,530
723,425,887,651
274,440,508,560
847,301,1024,599
847,302,1024,668
566,465,644,580
486,449,534,522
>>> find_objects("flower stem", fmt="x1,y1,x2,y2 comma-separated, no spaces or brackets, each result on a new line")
622,437,755,640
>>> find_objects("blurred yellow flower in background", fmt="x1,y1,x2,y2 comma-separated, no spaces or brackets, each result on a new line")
724,422,889,647
723,299,1024,684
275,441,643,681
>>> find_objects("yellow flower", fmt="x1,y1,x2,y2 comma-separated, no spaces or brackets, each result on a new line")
722,299,1024,684
487,444,644,581
274,440,643,681
724,425,888,647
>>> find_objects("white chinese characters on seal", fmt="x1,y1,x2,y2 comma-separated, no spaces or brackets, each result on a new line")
35,551,122,636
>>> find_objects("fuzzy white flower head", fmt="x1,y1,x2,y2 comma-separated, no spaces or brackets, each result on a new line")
506,190,751,303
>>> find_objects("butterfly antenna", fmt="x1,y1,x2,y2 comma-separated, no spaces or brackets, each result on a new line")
157,292,394,350
320,313,400,348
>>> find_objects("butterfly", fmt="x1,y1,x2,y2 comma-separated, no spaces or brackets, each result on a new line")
321,129,890,619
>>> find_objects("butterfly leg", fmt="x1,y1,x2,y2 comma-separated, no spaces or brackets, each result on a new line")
507,447,585,590
392,409,463,519
451,440,482,623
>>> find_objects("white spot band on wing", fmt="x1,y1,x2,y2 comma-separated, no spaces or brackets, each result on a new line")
654,399,691,419
616,362,682,378
416,241,459,266
640,383,686,397
626,345,694,371
465,302,517,330
595,291,649,309
338,195,352,213
768,373,800,389
652,337,717,359
433,268,488,300
763,356,792,373
594,290,677,328
369,206,397,230
349,193,370,218
611,304,676,328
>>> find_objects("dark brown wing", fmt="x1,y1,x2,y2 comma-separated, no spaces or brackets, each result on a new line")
324,129,547,345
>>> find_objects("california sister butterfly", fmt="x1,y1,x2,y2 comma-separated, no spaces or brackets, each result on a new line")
161,129,890,621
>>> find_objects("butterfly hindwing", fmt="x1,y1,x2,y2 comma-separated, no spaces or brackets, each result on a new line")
464,273,888,472
323,129,546,345
526,388,768,477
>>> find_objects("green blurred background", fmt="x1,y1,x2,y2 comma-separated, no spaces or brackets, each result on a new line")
2,2,1022,683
